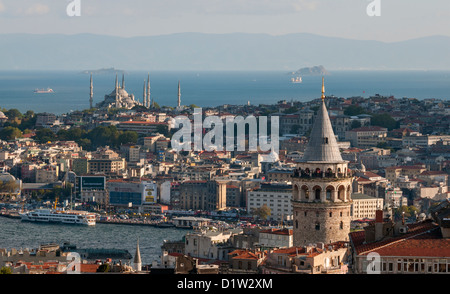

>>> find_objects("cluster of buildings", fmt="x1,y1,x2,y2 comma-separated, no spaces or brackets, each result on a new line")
0,76,449,274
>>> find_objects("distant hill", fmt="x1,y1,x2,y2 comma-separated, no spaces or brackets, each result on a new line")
80,68,126,75
1,33,450,71
293,66,329,76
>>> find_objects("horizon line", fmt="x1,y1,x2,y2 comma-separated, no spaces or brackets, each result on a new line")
1,31,449,44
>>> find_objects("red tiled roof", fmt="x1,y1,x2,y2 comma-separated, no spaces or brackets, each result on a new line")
363,171,382,178
260,228,293,235
79,264,100,273
350,220,449,257
183,180,208,184
385,165,426,170
356,177,372,183
229,250,262,260
420,171,447,176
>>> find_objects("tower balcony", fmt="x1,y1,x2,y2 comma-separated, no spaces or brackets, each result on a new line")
291,169,352,181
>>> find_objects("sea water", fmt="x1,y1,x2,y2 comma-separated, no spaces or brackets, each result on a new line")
0,70,449,115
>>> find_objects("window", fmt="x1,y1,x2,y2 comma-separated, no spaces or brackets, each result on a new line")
315,189,321,200
315,222,320,230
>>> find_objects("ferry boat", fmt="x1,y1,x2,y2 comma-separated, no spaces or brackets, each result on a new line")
19,208,96,226
34,88,54,93
291,76,302,83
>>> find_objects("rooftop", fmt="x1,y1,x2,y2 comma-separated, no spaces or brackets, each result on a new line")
350,220,450,257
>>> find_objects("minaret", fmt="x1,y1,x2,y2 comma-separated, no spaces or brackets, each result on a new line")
146,74,151,109
177,81,181,108
321,76,326,100
89,74,93,109
143,81,147,107
133,238,142,272
122,74,125,89
116,74,119,96
291,77,352,247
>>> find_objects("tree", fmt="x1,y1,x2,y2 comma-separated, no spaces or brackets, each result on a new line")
4,108,23,122
156,124,169,137
393,205,419,221
17,110,36,131
117,131,138,145
371,113,398,131
35,128,56,143
284,107,298,114
77,138,92,150
344,105,366,116
0,180,19,193
0,266,12,274
24,110,35,119
87,125,119,149
350,120,362,129
0,126,22,140
58,127,86,141
97,264,110,273
310,106,320,114
152,102,160,110
251,204,271,220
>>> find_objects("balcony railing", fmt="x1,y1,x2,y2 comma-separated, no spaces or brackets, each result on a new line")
291,170,350,179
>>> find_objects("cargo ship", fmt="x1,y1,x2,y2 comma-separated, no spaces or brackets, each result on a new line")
34,88,54,93
291,76,302,83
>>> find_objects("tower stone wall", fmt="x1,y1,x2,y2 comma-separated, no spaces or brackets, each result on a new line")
291,77,353,247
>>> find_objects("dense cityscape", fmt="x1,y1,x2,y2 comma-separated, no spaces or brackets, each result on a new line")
0,74,449,276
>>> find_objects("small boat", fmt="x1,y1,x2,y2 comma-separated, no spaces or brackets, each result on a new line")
291,76,302,83
34,88,54,93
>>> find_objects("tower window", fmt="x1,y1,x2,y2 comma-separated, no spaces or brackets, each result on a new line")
315,223,320,230
323,137,329,144
340,221,344,230
326,190,332,200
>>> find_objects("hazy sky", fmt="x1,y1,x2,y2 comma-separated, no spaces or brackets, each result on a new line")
0,0,449,42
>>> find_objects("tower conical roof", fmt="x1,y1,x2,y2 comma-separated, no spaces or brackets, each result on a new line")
301,79,344,163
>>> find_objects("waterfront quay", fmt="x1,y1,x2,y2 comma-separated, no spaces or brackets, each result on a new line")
96,216,173,227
